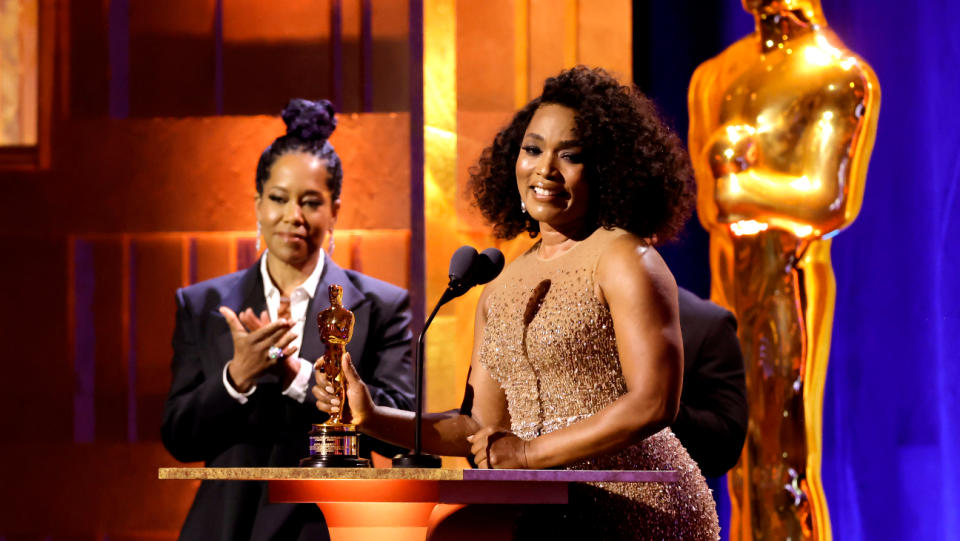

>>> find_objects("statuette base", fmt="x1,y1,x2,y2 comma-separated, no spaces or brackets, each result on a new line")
300,423,371,468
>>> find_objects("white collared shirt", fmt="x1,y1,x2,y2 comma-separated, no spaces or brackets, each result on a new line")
223,251,326,404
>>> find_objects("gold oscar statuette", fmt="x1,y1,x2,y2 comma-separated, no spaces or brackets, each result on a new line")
688,1,880,539
300,284,371,467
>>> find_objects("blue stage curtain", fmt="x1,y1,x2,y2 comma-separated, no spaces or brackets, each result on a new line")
635,1,960,539
822,2,960,540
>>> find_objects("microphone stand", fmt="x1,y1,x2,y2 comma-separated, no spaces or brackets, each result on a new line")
392,286,460,468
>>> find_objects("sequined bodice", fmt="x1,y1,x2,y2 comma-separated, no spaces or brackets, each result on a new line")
480,229,627,440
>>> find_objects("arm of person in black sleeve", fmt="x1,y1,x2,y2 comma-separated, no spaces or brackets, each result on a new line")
672,307,748,478
363,290,415,410
161,288,249,463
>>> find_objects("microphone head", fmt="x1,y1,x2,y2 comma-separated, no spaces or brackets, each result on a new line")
448,245,478,282
469,248,505,286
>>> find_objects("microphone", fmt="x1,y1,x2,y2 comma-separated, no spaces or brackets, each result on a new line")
439,246,504,305
393,246,505,468
469,248,505,287
444,245,479,300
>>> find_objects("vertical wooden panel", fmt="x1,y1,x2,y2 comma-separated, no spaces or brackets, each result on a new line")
192,234,238,283
333,113,412,230
33,0,52,168
213,0,224,114
339,0,364,112
222,0,333,114
423,0,461,421
67,0,109,116
19,0,38,144
108,0,130,118
128,0,218,116
131,237,185,442
72,238,96,443
360,0,373,111
0,0,34,143
514,0,529,109
455,111,513,230
182,237,193,286
221,0,330,40
0,236,70,442
122,235,134,440
563,0,578,68
354,230,410,288
456,0,516,112
89,238,129,442
527,0,566,99
577,0,631,80
236,236,257,270
407,0,426,335
370,0,409,111
330,229,354,270
130,0,218,34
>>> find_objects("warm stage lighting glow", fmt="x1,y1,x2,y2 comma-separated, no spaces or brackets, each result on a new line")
730,220,769,236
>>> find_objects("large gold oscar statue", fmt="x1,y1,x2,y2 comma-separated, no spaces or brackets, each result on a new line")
688,1,879,539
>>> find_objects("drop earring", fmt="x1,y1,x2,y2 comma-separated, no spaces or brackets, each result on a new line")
255,222,262,252
328,231,335,255
520,200,527,214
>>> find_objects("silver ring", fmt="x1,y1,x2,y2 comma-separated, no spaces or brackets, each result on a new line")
268,346,283,360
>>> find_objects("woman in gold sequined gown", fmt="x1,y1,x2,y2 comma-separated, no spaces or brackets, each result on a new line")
313,66,720,540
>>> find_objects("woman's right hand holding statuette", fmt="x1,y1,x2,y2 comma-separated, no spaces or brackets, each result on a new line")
312,352,375,427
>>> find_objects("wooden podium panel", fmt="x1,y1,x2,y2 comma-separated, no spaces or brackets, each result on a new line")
160,468,677,541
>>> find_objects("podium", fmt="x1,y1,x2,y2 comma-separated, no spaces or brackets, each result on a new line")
159,467,677,541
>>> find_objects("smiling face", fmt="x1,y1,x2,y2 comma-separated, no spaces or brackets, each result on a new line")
255,151,340,269
515,103,590,236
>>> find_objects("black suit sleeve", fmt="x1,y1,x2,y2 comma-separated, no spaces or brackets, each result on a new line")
358,288,416,458
362,290,415,410
161,288,248,463
672,311,748,478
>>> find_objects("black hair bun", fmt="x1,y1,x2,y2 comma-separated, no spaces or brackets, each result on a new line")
281,98,337,141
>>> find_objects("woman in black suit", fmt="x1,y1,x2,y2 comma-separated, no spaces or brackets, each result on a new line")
161,99,415,541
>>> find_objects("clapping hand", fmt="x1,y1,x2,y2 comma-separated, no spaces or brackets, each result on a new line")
220,307,299,392
467,427,529,469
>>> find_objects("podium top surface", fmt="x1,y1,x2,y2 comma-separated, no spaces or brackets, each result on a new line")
158,467,678,483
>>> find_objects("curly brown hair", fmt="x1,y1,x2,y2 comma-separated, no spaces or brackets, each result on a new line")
468,66,693,243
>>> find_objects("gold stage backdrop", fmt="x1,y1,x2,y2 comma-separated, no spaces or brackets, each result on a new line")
688,1,880,540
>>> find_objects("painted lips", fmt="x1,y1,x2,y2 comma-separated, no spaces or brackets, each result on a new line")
530,185,568,201
276,232,307,242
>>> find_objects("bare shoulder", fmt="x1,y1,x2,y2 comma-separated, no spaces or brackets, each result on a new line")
476,282,495,320
595,230,677,308
596,229,670,283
